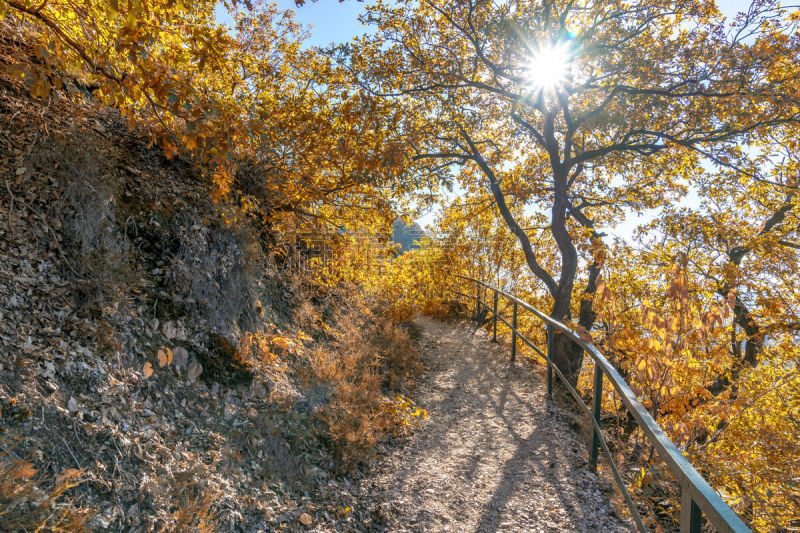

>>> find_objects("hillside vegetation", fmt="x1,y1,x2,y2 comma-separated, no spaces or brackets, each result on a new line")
0,23,428,531
1,0,800,531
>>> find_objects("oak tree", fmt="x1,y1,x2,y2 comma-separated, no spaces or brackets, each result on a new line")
351,0,800,385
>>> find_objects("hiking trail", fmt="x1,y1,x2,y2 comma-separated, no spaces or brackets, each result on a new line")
360,316,633,533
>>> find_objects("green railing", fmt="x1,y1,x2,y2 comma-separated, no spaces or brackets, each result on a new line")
451,275,750,533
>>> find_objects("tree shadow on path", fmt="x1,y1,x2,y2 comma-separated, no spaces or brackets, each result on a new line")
363,317,631,533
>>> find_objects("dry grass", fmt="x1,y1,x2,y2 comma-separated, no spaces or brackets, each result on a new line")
0,452,94,532
165,466,221,532
298,300,425,473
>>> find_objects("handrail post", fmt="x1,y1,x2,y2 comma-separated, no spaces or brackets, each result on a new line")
476,283,481,324
546,326,553,398
590,364,603,470
511,301,518,362
492,290,498,343
681,484,703,533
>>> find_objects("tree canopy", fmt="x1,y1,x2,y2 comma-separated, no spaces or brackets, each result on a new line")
349,0,800,386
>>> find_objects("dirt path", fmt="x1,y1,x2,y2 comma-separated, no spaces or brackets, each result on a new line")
360,316,632,533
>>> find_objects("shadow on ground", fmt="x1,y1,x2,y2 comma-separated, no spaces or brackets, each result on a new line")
360,316,632,533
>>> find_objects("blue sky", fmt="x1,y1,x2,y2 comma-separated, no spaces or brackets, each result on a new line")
216,1,757,47
215,1,370,47
273,0,370,47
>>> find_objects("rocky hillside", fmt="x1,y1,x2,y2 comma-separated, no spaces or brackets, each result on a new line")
0,24,423,532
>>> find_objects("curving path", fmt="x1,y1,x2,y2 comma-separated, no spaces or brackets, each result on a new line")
361,316,633,533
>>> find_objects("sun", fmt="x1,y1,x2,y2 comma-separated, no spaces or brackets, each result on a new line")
523,42,572,92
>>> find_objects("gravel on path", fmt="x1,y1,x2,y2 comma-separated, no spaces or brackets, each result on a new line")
360,316,634,533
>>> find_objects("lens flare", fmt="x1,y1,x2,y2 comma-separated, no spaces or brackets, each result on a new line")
524,42,572,92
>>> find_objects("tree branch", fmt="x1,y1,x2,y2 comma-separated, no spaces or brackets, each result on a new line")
458,127,558,296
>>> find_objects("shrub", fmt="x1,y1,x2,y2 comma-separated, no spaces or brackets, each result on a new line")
301,301,426,472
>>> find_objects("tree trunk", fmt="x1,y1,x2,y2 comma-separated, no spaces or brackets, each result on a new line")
462,130,603,388
549,328,586,386
706,288,764,396
548,257,601,388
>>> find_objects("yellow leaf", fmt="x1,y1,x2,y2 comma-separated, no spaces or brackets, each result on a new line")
184,135,198,151
649,337,662,351
143,361,153,378
272,337,290,349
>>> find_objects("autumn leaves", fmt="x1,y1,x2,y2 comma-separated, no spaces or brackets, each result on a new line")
6,0,800,527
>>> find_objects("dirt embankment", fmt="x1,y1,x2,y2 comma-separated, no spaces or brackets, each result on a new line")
0,25,422,532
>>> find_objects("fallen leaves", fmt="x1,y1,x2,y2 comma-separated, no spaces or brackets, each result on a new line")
157,347,173,368
143,348,176,377
187,359,203,382
297,512,313,527
173,346,189,368
55,468,85,489
13,461,37,480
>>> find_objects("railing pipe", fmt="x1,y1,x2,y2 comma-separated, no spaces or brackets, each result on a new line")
590,364,603,471
451,275,750,533
476,284,481,322
546,326,553,399
681,483,703,533
492,290,498,343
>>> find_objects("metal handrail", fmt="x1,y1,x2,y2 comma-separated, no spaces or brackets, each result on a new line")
451,275,750,533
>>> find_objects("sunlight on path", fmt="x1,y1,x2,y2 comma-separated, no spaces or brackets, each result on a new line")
361,316,633,533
